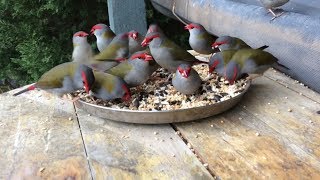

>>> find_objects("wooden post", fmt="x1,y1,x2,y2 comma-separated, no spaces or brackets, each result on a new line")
108,0,147,35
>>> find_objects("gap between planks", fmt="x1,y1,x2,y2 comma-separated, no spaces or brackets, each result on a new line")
170,123,217,178
72,102,94,180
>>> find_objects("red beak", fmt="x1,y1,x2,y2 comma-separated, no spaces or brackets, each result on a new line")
132,33,138,40
90,28,95,35
181,71,189,78
212,41,226,48
141,38,148,47
144,54,153,61
83,32,89,37
184,24,192,30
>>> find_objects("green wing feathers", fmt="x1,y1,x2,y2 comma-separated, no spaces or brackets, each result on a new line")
93,72,116,93
162,39,197,62
198,32,215,43
233,49,278,68
36,62,75,89
94,43,122,60
106,62,133,78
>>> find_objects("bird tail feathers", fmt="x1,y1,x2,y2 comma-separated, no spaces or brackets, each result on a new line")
275,62,290,70
256,45,269,50
13,84,36,96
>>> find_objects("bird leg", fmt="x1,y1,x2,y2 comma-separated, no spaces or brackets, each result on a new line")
268,8,285,21
203,74,216,81
166,73,173,82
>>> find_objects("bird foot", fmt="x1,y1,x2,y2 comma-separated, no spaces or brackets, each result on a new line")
203,74,215,81
166,73,173,82
268,9,285,21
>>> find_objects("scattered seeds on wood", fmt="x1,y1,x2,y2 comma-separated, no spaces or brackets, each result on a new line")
39,167,45,173
203,163,209,168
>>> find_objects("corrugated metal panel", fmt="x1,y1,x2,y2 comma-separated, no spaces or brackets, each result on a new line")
151,0,320,92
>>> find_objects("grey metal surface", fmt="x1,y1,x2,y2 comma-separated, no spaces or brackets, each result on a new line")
75,82,250,124
108,0,147,34
151,0,320,92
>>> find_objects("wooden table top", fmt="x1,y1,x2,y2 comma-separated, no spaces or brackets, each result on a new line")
1,69,319,179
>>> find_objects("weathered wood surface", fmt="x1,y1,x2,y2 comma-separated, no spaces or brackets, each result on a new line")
174,75,320,179
0,88,91,179
75,107,213,179
264,69,320,103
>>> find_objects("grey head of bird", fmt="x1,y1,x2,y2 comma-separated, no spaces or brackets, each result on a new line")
184,23,206,34
177,64,192,78
128,30,140,41
130,51,153,62
211,36,234,49
79,64,95,93
141,32,162,47
90,23,110,36
208,52,224,74
224,60,241,85
73,31,89,46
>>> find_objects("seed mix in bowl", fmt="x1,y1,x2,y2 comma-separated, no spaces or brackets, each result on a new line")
72,64,248,111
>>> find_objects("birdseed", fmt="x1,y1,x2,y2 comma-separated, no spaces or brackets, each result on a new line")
72,64,248,111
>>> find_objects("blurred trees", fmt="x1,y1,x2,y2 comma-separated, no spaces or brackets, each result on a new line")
0,0,108,85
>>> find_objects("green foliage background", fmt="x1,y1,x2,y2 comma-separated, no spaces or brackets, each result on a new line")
0,0,108,86
0,0,188,87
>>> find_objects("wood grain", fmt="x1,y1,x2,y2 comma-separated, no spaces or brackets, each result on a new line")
174,75,320,179
1,88,91,179
264,69,320,103
75,107,214,179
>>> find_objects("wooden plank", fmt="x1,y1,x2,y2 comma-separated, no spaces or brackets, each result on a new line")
264,69,320,102
75,107,214,179
108,0,147,34
1,89,91,179
174,75,320,179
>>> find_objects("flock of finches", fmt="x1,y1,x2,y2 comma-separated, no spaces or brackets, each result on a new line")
13,0,290,101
